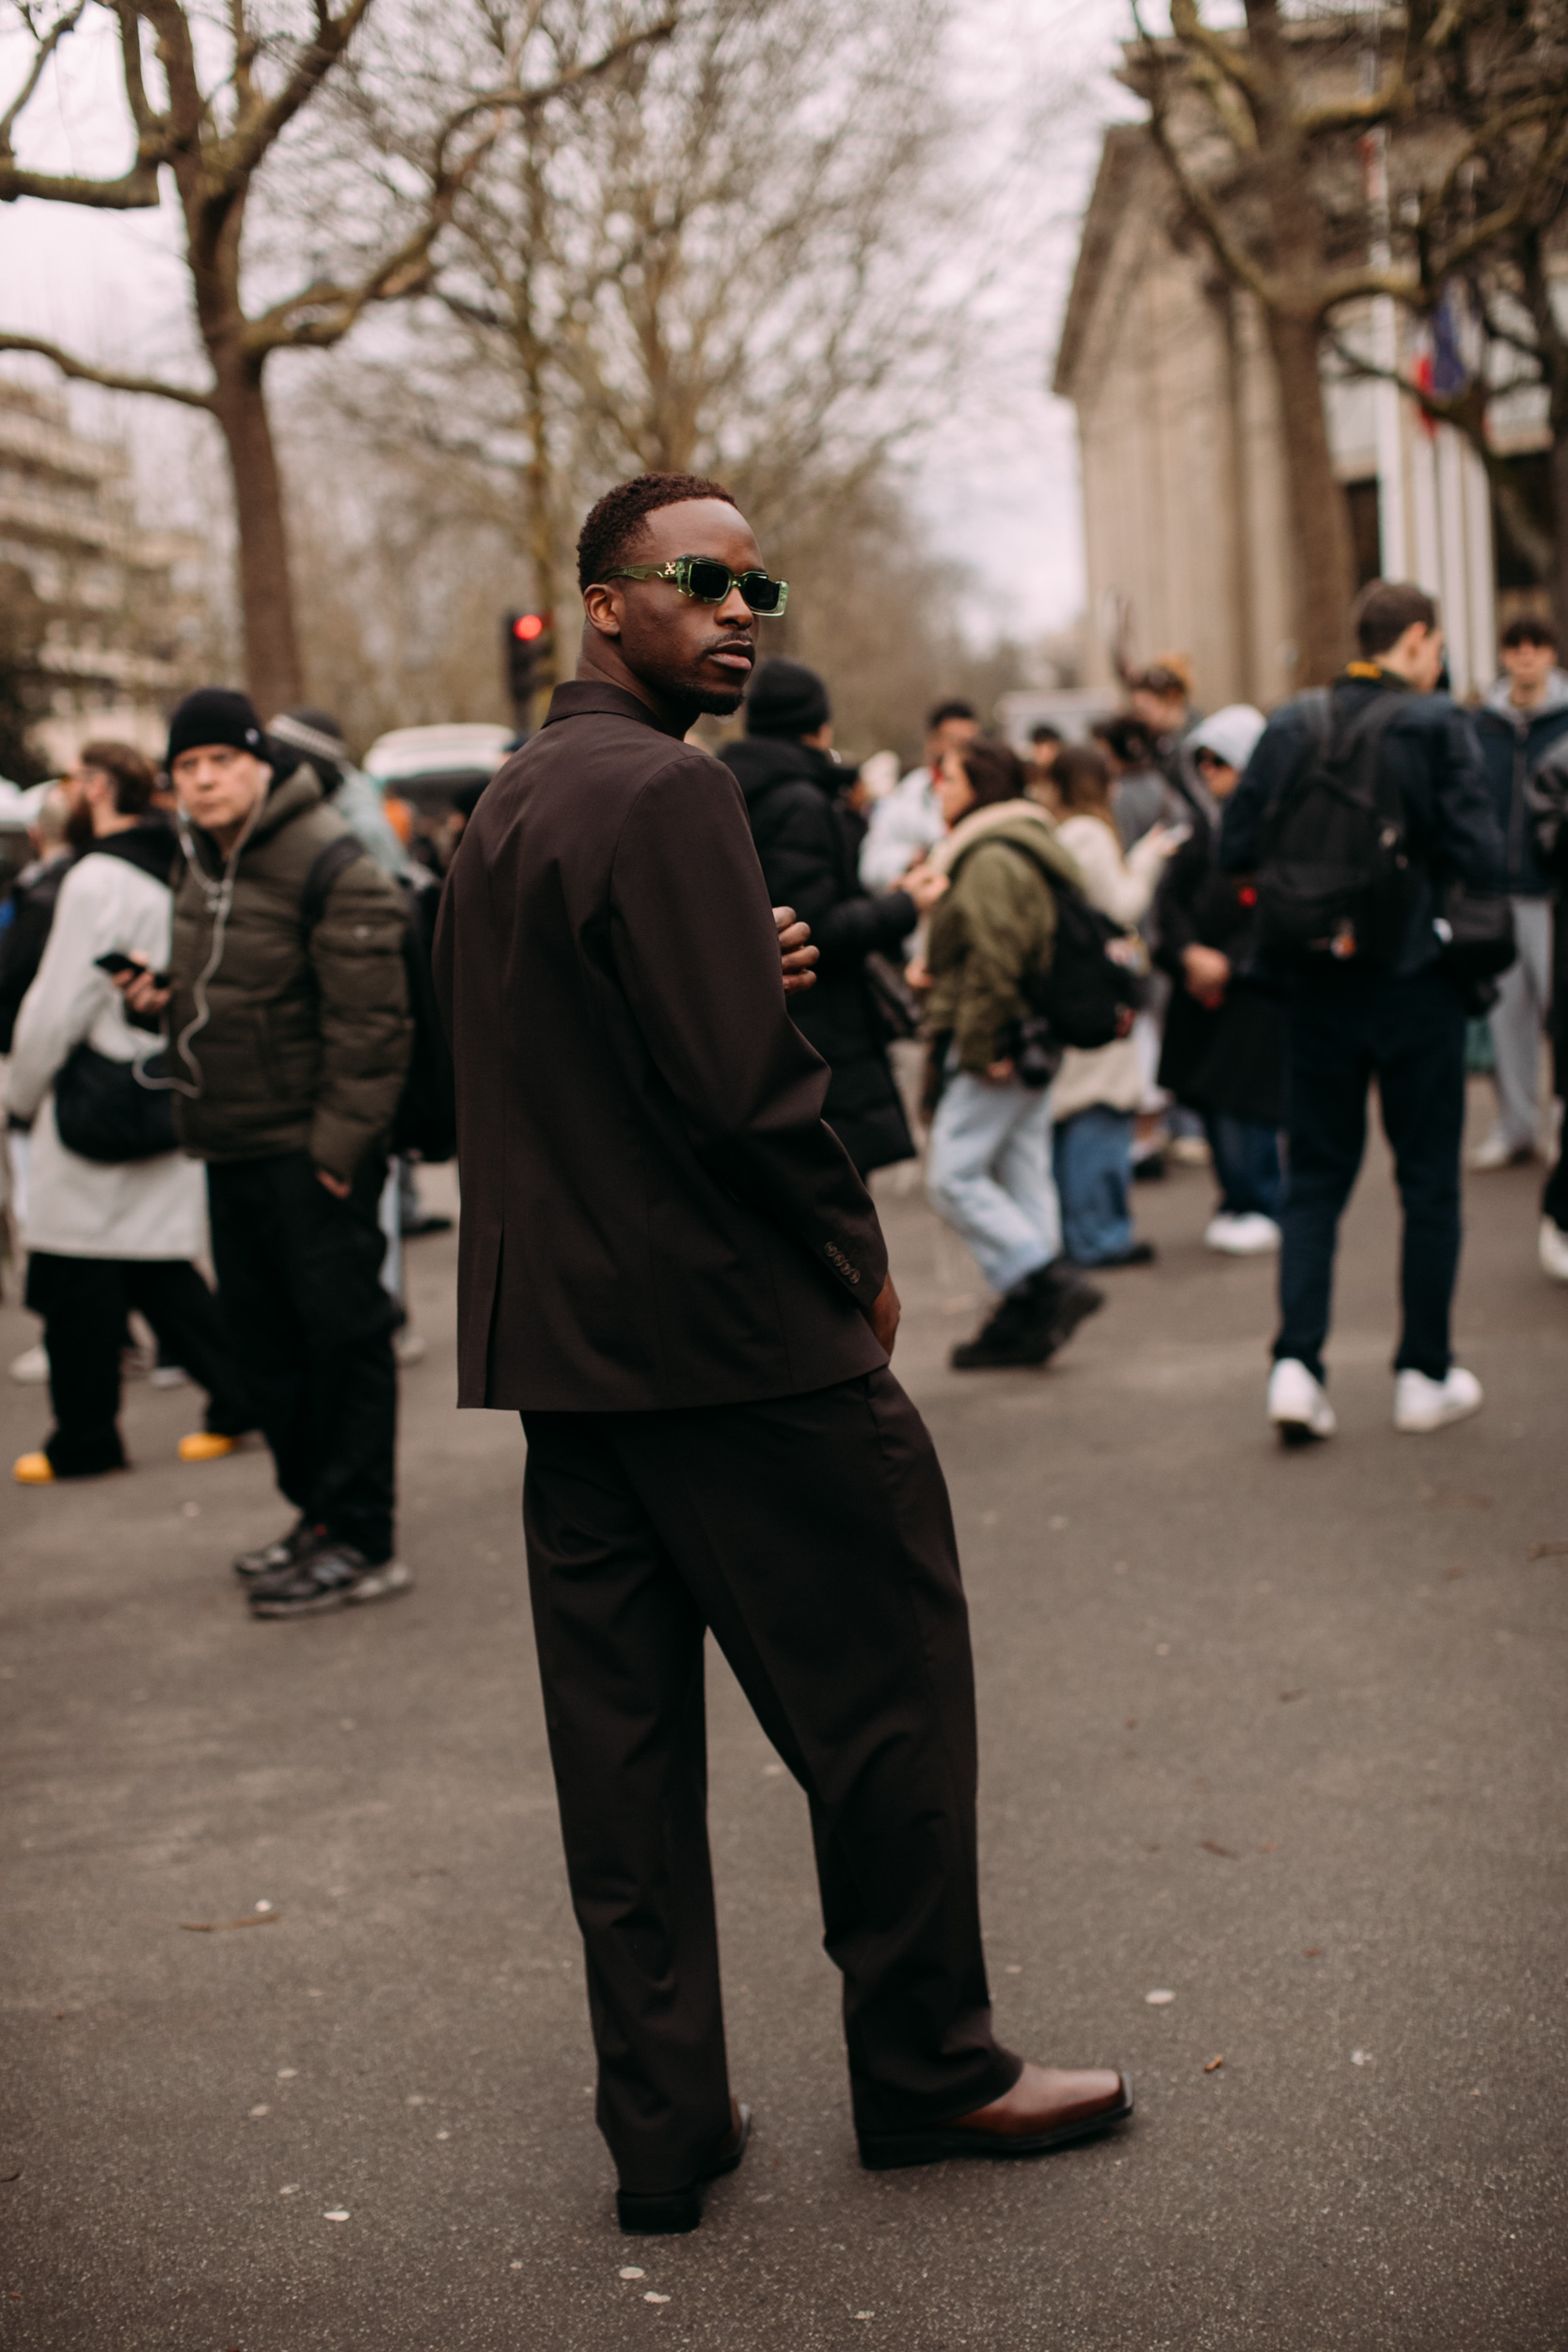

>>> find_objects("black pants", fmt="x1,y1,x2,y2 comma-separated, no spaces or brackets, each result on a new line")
1275,964,1468,1383
206,1152,398,1562
25,1251,251,1479
521,1366,1019,2194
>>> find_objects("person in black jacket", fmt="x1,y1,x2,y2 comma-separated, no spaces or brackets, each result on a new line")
1152,703,1282,1254
1222,580,1507,1445
722,659,942,1176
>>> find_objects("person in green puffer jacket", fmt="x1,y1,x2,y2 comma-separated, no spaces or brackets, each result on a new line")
119,689,413,1619
915,738,1103,1372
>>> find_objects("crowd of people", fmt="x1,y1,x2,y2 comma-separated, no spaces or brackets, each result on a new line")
724,587,1566,1429
2,568,1564,1620
4,463,1565,2238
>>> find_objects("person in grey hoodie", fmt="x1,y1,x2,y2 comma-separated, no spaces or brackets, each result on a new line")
1472,617,1568,1168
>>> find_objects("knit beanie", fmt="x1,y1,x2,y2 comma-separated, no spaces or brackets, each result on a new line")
745,657,831,740
166,688,269,771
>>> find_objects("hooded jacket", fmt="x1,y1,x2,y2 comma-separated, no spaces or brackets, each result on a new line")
9,823,207,1261
166,763,411,1180
923,801,1085,1073
1474,669,1568,896
722,734,916,1173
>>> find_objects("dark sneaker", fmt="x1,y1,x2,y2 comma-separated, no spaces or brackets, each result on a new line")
1034,1261,1104,1349
232,1518,323,1584
951,1262,1105,1371
248,1542,412,1618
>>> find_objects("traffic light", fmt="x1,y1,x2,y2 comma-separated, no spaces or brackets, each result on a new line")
503,609,554,720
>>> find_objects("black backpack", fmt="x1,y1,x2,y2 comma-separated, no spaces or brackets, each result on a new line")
1256,688,1412,963
302,836,457,1163
982,836,1145,1050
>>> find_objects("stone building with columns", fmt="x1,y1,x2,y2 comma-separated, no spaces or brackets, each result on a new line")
1053,120,1552,712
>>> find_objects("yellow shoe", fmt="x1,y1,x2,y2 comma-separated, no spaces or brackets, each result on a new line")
178,1432,238,1463
13,1452,55,1485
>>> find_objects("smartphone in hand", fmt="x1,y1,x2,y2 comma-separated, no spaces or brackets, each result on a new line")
95,952,172,986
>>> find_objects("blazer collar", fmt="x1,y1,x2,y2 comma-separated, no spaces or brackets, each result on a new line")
544,678,690,740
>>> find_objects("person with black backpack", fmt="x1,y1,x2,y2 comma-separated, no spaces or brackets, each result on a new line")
116,689,416,1615
1221,581,1508,1443
918,739,1113,1369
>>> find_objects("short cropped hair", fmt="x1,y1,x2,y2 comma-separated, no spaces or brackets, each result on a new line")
1353,580,1438,658
577,472,738,592
79,739,156,818
1029,723,1063,746
927,698,977,734
1501,614,1559,652
958,739,1027,809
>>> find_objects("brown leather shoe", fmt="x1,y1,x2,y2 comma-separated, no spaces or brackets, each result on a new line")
616,2098,751,2234
858,2063,1132,2170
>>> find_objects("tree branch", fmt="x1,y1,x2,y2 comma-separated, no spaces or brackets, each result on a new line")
1168,0,1262,104
1132,0,1280,309
0,0,87,157
0,330,214,409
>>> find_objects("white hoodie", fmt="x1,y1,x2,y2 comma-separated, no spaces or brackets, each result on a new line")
9,849,206,1260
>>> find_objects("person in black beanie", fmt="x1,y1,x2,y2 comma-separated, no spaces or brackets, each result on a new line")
115,686,414,1614
721,659,944,1176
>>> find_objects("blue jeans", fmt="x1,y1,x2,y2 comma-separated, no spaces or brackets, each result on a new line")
926,1071,1060,1293
1275,965,1466,1383
1203,1113,1283,1218
1053,1105,1134,1265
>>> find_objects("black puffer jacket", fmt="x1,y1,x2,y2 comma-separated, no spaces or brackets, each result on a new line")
721,736,917,1174
1153,800,1283,1124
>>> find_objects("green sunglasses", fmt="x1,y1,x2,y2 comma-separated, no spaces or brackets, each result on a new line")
606,554,789,615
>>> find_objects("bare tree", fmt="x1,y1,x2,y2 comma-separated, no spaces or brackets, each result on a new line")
0,0,673,712
322,0,978,712
1126,0,1568,679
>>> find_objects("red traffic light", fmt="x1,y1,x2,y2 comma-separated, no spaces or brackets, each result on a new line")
513,612,547,642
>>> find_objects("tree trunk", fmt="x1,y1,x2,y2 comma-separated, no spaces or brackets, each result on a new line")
1550,430,1568,650
209,357,303,717
1266,309,1354,684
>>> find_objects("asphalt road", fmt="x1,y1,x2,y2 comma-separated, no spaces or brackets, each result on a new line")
3,1096,1565,2351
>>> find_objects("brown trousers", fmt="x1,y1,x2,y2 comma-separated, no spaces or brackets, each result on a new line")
521,1366,1019,2192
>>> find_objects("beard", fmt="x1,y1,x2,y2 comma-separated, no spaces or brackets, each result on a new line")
630,639,751,723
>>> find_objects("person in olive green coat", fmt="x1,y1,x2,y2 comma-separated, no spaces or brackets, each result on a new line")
120,689,414,1618
914,739,1103,1372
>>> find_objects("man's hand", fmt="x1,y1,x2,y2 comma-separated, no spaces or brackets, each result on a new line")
774,905,819,994
113,956,171,1017
316,1169,351,1199
1182,944,1230,1007
867,1270,900,1358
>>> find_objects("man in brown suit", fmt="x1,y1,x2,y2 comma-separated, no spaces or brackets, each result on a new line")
434,471,1130,2234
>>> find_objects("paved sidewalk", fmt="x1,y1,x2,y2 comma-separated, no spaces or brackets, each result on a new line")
2,1109,1565,2350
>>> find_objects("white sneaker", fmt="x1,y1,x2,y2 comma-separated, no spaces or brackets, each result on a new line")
8,1343,48,1385
1267,1358,1336,1446
1540,1218,1568,1284
1393,1366,1483,1433
1468,1134,1533,1171
1205,1212,1283,1255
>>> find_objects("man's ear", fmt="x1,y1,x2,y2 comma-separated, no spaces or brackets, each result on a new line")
581,583,624,640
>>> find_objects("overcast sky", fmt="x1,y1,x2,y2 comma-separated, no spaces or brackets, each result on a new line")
0,0,1145,644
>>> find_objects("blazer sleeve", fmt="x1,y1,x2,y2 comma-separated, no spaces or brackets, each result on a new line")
610,753,888,1308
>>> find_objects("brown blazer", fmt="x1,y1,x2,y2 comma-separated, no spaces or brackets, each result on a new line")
433,680,889,1410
